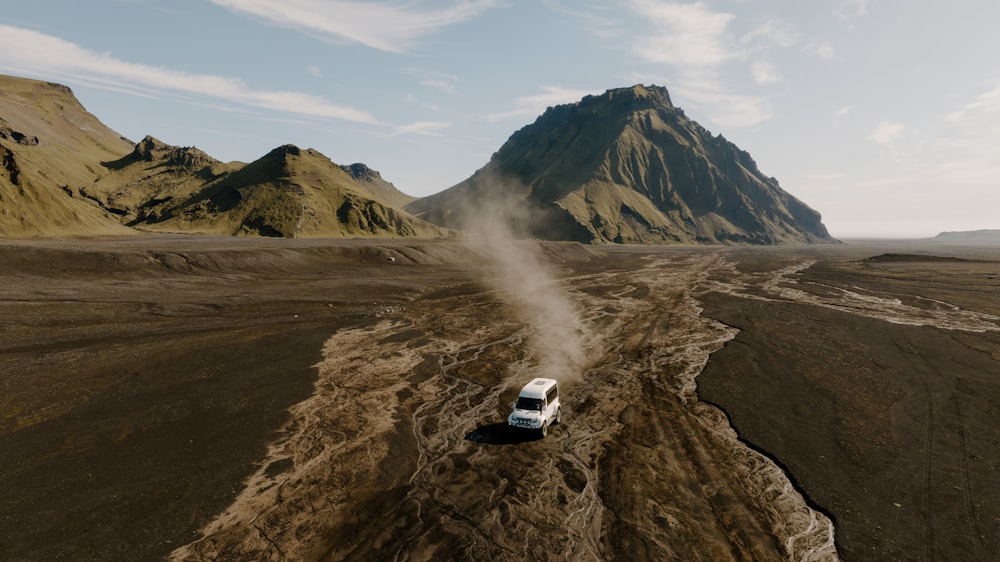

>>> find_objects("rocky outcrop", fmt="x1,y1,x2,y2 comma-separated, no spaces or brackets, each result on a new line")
340,162,416,209
0,120,39,146
2,145,21,185
341,162,380,182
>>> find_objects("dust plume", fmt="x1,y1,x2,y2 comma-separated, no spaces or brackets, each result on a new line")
455,178,589,384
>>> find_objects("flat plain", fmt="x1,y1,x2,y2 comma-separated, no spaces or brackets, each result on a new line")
1,237,997,561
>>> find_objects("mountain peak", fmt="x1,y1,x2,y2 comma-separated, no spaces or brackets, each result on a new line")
258,144,304,163
524,85,677,141
583,84,674,110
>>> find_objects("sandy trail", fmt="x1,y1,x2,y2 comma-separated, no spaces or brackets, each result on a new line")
704,257,1000,332
172,252,841,561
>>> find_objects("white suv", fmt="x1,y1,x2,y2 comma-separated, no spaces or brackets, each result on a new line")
507,378,561,437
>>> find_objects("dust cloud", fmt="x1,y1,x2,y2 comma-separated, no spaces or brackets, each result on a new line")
455,182,589,384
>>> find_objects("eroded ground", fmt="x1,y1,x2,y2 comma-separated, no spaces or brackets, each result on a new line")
2,238,998,561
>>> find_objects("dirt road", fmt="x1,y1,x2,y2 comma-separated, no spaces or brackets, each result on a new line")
2,238,998,561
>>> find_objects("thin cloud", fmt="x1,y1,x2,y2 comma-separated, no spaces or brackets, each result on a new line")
403,67,460,94
804,172,846,181
422,78,457,93
948,81,1000,121
628,1,776,128
672,81,774,127
391,121,452,136
543,0,624,39
834,0,871,24
630,0,738,68
751,60,780,84
210,0,498,54
484,86,600,122
868,120,904,145
932,84,1000,183
741,17,799,50
833,104,852,126
804,40,836,61
0,25,378,124
404,93,440,112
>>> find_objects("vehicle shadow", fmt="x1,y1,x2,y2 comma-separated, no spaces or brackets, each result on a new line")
465,422,542,445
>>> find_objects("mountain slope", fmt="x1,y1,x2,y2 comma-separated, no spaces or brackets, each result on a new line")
340,163,416,210
82,135,239,226
0,74,444,240
408,85,835,245
0,74,136,237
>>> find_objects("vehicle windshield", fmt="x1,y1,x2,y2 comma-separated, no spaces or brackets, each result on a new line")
515,397,544,411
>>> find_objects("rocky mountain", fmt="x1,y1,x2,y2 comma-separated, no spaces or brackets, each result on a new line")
407,85,835,244
0,74,444,239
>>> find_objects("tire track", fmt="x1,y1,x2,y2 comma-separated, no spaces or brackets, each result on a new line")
951,394,985,558
921,376,936,562
708,258,1000,333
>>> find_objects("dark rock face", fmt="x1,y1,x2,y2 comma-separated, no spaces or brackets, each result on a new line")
0,122,39,146
409,85,836,245
2,145,21,185
104,135,219,173
340,163,380,182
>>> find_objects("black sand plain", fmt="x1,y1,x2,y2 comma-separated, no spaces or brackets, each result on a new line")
1,236,997,561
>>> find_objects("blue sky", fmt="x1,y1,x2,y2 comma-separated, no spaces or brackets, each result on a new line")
2,0,998,238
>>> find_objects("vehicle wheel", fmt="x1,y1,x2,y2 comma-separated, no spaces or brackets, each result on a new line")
554,408,562,425
540,423,548,438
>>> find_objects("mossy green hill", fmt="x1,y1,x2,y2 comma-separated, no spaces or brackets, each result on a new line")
0,75,136,237
95,139,443,238
0,74,444,239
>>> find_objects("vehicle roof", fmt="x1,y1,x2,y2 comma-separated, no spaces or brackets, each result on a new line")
517,377,558,398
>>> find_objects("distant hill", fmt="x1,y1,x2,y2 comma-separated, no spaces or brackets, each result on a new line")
933,229,1000,242
91,138,443,238
408,85,836,245
0,74,445,239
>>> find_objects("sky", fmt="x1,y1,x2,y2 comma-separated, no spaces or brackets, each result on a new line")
2,0,998,238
